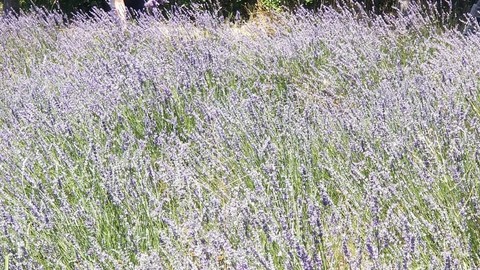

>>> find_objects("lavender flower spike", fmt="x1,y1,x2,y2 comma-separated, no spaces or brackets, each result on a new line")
145,0,168,8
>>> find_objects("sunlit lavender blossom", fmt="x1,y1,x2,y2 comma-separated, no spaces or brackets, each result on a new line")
0,3,479,269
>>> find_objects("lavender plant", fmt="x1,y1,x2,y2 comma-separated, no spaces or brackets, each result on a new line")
0,4,479,269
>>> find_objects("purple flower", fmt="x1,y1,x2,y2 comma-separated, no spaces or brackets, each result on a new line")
144,0,168,8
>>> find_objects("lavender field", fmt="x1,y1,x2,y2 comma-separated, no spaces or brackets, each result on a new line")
1,6,480,269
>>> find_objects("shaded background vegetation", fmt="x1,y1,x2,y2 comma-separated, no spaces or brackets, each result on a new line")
0,0,477,23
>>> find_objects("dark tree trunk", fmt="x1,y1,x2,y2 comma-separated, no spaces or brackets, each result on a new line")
3,0,20,16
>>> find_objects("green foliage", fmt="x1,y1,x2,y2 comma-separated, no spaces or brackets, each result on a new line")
18,0,108,14
257,0,285,11
6,0,476,23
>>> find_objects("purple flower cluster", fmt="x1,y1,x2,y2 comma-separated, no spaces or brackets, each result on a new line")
0,4,479,269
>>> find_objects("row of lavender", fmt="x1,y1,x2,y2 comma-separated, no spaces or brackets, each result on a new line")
1,6,479,269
